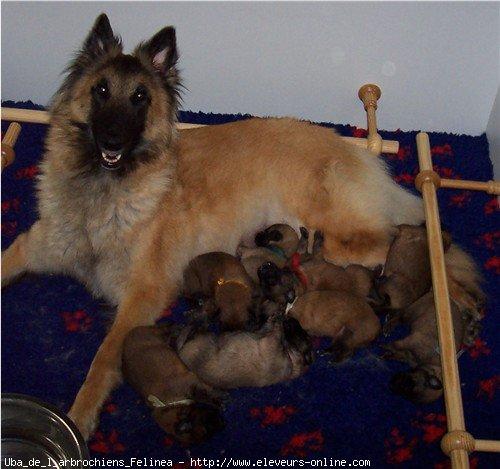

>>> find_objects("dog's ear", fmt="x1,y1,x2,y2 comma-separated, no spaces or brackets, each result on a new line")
83,14,122,59
137,26,178,78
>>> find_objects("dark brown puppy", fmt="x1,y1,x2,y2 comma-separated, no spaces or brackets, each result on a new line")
377,224,452,309
183,252,257,330
174,314,313,389
288,290,381,362
122,325,225,445
238,224,302,283
383,292,481,404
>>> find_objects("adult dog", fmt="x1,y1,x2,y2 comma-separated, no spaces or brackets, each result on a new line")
1,14,483,439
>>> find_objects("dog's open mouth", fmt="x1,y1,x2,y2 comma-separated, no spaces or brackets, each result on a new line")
100,149,122,170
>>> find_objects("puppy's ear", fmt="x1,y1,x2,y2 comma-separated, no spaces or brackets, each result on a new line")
83,14,122,59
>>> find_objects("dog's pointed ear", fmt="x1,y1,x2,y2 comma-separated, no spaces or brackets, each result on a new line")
137,26,178,77
83,14,121,58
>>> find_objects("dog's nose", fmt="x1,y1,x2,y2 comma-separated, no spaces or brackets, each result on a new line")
257,261,280,285
99,134,124,152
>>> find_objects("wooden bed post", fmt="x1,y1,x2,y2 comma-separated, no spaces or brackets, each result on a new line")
358,84,383,155
0,106,400,155
415,132,500,469
1,122,21,171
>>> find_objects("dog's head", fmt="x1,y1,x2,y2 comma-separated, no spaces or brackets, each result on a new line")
54,14,180,175
254,224,300,258
389,367,443,404
257,262,298,306
152,397,225,446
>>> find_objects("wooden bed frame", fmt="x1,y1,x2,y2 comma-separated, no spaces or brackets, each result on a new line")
1,85,499,468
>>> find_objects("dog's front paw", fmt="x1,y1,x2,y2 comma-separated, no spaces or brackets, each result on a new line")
68,401,99,441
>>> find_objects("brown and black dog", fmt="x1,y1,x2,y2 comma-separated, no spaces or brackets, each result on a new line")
1,14,482,438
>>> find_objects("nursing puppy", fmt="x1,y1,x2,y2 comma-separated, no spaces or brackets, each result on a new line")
237,224,301,283
174,313,313,389
1,14,481,439
258,258,377,307
183,252,257,330
122,325,225,444
382,292,482,404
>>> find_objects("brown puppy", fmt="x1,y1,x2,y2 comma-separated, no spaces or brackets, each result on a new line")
383,292,481,404
376,224,452,309
237,224,301,283
258,258,377,307
174,314,313,389
3,15,482,438
183,252,256,330
122,325,225,444
288,290,381,362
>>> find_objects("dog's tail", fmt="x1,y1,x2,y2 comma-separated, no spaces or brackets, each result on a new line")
387,182,424,226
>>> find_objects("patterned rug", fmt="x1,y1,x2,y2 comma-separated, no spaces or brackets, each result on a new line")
2,101,499,467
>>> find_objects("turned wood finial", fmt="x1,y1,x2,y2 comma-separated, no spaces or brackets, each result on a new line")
358,84,382,110
358,84,383,155
1,122,21,171
415,169,441,192
441,431,475,456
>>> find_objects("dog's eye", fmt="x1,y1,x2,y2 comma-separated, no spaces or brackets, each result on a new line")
131,86,149,105
92,79,110,101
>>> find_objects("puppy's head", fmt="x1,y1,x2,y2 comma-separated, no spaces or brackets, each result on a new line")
255,224,299,258
258,262,297,306
389,367,443,404
153,399,224,446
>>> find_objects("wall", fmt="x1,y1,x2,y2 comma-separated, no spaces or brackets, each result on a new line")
487,86,500,179
2,1,499,135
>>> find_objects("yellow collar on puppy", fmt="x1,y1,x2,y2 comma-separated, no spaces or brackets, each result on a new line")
216,278,249,290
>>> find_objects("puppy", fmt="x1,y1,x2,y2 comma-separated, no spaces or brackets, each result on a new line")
382,291,481,404
238,224,301,283
376,224,452,309
258,259,377,307
122,325,225,445
288,290,381,362
174,314,313,389
183,252,257,330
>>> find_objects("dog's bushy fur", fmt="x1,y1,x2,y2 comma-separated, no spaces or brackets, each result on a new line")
1,14,483,439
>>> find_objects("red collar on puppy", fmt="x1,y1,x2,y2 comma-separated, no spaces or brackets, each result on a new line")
290,253,308,289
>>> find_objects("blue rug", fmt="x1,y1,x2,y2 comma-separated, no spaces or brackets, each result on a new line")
2,101,499,467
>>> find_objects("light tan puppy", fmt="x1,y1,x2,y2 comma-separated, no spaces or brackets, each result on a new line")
1,15,482,439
